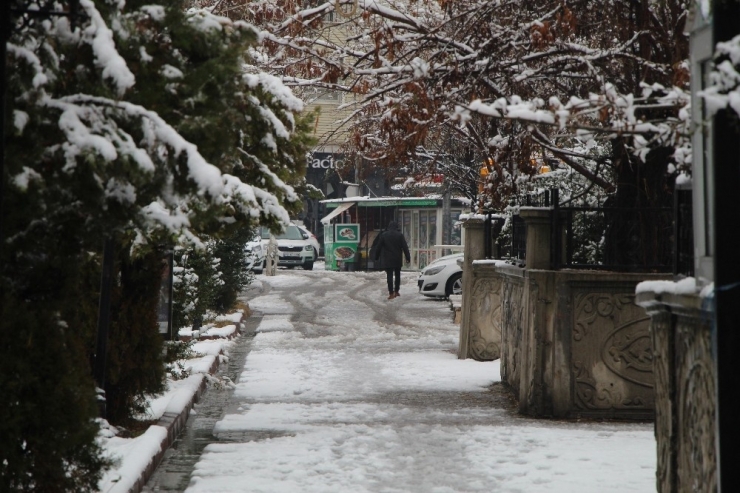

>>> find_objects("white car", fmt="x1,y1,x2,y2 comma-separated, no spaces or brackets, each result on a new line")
294,223,321,259
258,225,315,270
417,253,463,298
245,234,266,273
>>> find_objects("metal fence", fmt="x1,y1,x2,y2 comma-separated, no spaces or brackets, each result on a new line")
551,204,674,272
510,215,526,260
674,187,694,277
504,188,678,273
499,189,554,261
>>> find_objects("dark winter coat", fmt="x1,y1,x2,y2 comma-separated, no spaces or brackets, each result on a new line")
374,221,411,269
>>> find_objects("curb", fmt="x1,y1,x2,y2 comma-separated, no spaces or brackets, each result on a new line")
124,316,246,493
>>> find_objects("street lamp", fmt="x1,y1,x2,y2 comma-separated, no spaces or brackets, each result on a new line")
478,158,493,194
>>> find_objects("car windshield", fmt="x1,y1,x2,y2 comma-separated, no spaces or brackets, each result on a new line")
261,225,304,241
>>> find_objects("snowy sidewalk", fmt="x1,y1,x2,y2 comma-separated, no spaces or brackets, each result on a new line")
179,266,657,493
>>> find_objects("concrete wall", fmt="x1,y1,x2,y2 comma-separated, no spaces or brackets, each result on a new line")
460,262,504,360
507,269,665,419
459,210,670,419
499,265,525,395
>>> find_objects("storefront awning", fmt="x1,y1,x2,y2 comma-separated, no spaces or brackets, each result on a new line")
320,201,355,224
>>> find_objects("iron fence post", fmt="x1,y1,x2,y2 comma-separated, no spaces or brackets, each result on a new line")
484,211,491,259
551,188,559,270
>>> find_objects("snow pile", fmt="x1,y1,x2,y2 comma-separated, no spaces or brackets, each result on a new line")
636,277,695,295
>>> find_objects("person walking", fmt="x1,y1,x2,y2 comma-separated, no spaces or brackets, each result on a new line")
374,220,411,300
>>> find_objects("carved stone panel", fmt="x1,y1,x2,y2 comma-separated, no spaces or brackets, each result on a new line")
571,289,654,417
675,314,717,492
467,277,502,361
650,311,674,493
637,290,717,493
501,276,525,393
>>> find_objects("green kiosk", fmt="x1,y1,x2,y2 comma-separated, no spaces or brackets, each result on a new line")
324,223,360,271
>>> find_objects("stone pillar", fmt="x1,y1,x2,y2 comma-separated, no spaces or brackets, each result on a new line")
462,263,503,361
458,218,485,359
519,207,551,270
637,288,717,492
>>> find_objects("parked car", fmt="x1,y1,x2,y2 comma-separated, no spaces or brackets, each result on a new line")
294,222,321,259
417,252,463,298
245,233,266,273
257,225,315,270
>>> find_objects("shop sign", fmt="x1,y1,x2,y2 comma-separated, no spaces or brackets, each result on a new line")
308,152,346,170
331,241,358,263
335,224,360,242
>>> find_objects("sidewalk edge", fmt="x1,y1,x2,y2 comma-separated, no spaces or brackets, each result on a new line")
124,316,245,493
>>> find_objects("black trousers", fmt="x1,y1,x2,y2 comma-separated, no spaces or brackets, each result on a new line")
385,268,401,293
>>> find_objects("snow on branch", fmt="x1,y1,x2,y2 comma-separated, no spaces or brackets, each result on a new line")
701,34,740,118
79,0,135,96
7,44,49,88
54,94,293,230
237,147,299,203
454,87,687,143
238,0,692,186
243,72,304,113
187,7,254,33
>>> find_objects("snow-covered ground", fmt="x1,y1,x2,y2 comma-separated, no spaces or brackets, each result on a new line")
98,263,656,492
99,323,239,493
181,264,656,493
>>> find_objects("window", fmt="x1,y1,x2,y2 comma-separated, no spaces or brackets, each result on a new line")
315,90,341,103
261,226,303,241
449,210,463,245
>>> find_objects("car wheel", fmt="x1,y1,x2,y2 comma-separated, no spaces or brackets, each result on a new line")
445,272,463,297
303,261,314,271
313,248,319,260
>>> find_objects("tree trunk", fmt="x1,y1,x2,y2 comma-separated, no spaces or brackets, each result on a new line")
604,138,674,270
